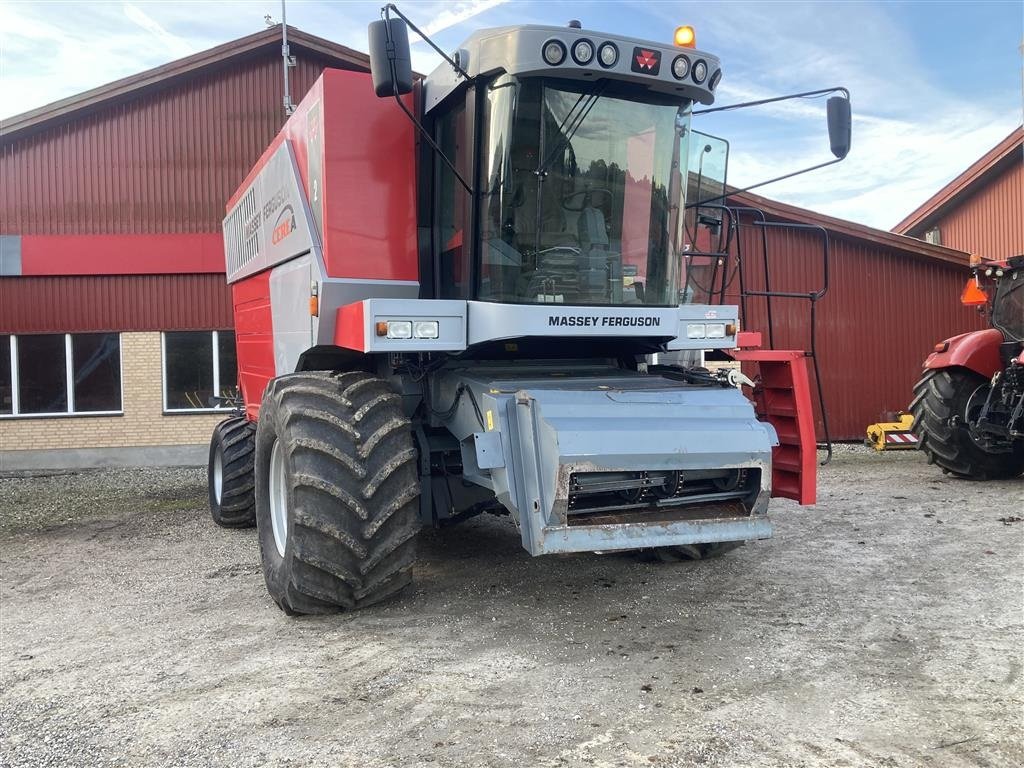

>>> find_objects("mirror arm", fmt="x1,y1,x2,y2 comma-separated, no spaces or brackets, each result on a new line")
383,4,471,80
685,156,842,209
692,86,849,116
379,4,473,195
389,91,474,195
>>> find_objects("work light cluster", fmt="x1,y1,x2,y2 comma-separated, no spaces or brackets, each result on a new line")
670,54,720,89
542,38,620,68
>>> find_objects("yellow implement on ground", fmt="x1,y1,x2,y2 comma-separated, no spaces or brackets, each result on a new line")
865,412,919,451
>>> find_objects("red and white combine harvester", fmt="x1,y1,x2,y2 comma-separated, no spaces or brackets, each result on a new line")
208,5,852,614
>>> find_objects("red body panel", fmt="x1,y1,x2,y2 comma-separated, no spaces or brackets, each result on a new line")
730,349,816,506
335,302,365,352
19,233,224,276
924,328,1004,378
231,272,275,421
225,69,417,282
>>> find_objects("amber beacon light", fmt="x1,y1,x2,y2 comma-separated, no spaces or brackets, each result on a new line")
674,26,696,48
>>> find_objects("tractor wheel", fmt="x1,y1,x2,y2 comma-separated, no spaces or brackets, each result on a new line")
254,371,420,615
208,416,257,528
648,541,744,562
910,368,1024,480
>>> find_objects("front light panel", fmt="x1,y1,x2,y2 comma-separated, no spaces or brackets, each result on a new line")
413,321,439,339
686,323,706,339
671,54,690,80
571,38,595,65
385,321,412,339
706,323,726,339
692,59,708,84
542,39,567,66
597,42,618,67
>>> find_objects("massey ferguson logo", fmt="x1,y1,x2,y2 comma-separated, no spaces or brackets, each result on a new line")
548,315,662,328
631,47,661,75
272,205,297,245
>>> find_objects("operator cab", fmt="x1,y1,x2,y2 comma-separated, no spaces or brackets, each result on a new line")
414,24,725,309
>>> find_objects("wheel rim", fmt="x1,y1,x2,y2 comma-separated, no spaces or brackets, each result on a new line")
268,439,288,557
212,446,224,504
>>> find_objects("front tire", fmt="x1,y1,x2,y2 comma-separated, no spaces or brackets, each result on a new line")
254,371,420,615
910,368,1024,479
208,417,257,528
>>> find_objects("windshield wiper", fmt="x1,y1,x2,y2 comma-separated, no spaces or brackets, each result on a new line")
535,81,609,177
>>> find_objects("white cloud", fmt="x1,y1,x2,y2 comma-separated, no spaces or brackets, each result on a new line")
121,1,194,58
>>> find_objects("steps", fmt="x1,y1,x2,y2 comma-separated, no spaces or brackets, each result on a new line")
728,349,816,505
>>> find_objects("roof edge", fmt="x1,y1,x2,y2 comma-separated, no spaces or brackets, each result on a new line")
891,125,1024,235
728,188,970,267
0,26,371,142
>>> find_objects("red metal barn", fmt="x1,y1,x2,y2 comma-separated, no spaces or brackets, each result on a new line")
0,27,372,467
721,191,986,442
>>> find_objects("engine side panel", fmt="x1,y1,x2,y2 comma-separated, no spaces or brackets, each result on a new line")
231,272,275,421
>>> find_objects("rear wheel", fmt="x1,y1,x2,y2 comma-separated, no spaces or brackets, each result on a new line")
910,368,1024,479
254,371,420,614
208,417,256,528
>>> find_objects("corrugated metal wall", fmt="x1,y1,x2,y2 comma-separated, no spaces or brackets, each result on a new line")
725,219,987,440
1,53,333,235
923,160,1024,260
0,275,233,333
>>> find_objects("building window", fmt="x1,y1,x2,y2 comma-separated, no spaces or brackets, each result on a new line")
0,333,123,417
924,226,941,245
162,331,237,412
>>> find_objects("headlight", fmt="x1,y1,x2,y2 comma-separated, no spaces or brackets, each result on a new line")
542,39,566,66
385,321,412,339
671,54,690,80
692,59,708,84
686,323,706,339
413,321,439,339
597,42,618,67
706,323,726,338
571,39,594,65
708,68,722,90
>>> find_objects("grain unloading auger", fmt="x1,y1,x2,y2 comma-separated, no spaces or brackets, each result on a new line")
207,6,852,613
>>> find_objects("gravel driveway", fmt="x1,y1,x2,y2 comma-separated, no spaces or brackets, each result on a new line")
1,448,1021,767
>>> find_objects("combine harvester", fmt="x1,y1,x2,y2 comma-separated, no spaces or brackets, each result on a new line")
208,5,852,614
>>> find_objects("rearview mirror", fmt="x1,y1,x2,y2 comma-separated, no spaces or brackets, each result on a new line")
368,18,413,97
826,96,851,159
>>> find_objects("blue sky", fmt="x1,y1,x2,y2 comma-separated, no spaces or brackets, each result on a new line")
1,0,1021,229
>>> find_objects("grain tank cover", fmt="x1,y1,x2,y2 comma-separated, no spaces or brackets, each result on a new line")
423,24,722,112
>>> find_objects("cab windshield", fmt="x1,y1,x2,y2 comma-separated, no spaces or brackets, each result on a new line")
479,76,689,306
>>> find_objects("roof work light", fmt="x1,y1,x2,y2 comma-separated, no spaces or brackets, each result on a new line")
674,26,696,48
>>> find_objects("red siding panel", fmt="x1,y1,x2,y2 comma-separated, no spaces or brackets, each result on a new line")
927,161,1024,259
724,220,987,440
1,53,333,236
0,275,233,333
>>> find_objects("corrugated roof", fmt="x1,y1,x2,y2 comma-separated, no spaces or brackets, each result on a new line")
0,25,371,142
891,126,1024,236
728,189,970,267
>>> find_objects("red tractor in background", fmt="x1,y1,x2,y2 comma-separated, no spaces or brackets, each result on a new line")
911,254,1024,479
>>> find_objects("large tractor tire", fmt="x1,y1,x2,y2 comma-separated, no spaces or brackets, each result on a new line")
254,371,420,615
208,417,257,528
910,368,1024,479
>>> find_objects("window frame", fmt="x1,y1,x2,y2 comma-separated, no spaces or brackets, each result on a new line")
0,333,124,419
160,330,237,414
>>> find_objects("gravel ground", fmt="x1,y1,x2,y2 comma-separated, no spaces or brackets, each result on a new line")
1,447,1022,768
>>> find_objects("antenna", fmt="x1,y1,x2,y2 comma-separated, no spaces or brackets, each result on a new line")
281,0,296,116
